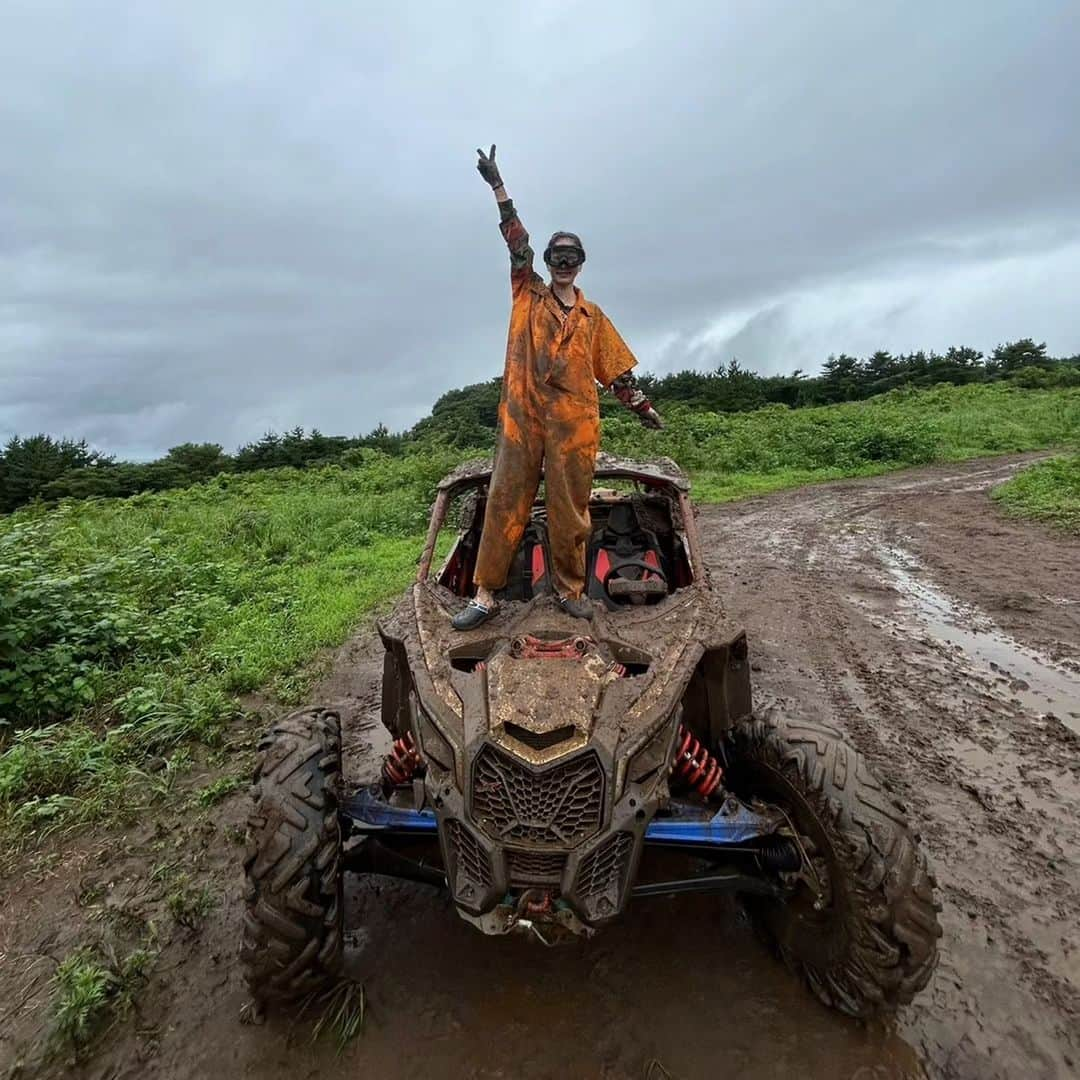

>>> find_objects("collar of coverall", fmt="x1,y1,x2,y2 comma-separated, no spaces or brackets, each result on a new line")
546,282,590,316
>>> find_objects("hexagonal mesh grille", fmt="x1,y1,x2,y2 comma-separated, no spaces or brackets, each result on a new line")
471,745,604,846
577,831,634,916
506,849,565,884
445,819,493,893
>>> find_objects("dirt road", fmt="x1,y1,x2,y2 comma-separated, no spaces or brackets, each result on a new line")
3,454,1078,1079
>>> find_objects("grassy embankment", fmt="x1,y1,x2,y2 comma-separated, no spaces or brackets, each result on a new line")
603,381,1080,501
993,453,1080,532
0,447,462,851
2,382,1077,848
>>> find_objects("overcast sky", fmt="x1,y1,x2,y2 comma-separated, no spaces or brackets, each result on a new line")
2,1,1078,459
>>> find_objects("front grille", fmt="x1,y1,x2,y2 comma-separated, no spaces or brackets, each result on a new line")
444,819,493,899
577,831,634,919
506,849,565,884
471,744,604,846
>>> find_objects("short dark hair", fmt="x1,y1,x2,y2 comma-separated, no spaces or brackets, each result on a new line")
547,230,583,249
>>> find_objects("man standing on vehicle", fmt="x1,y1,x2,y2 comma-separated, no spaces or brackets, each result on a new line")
453,145,663,631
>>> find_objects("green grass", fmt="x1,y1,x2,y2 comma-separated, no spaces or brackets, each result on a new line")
165,876,217,928
0,449,462,849
194,775,246,807
49,945,155,1053
688,463,896,502
992,454,1080,531
1,383,1076,848
309,979,367,1054
604,381,1080,500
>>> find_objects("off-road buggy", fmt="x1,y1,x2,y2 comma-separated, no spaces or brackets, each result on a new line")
242,454,941,1017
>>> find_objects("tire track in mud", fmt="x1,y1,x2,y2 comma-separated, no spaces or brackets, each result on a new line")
719,496,999,1076
797,551,1069,1076
701,453,1080,1080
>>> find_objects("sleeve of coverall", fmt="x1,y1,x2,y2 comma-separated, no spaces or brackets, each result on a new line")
497,199,536,297
591,311,638,388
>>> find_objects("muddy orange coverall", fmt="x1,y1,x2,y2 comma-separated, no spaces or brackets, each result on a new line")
472,199,637,599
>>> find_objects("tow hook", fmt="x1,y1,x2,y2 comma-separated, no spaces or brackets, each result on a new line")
520,888,555,918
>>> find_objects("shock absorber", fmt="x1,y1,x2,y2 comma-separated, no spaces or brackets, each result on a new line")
381,731,424,792
670,723,723,799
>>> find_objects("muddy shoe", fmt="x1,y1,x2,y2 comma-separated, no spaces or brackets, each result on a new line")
452,599,498,631
557,594,593,620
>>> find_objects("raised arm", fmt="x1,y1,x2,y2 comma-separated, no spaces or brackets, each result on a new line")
476,144,535,292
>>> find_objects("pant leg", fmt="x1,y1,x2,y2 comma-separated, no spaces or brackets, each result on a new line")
543,391,600,599
473,413,544,592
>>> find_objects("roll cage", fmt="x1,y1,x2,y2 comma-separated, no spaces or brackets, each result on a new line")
415,454,707,601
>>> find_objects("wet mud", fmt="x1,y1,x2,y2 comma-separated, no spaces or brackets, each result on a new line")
876,545,1079,731
1,454,1077,1079
709,454,1079,1079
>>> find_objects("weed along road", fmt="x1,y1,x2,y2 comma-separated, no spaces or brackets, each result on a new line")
2,455,1078,1079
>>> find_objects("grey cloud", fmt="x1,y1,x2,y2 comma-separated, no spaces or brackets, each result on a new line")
1,1,1078,459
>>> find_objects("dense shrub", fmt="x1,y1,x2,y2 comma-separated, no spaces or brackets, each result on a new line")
0,519,226,726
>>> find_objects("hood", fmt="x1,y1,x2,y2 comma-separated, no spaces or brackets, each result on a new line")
406,584,707,770
484,642,613,765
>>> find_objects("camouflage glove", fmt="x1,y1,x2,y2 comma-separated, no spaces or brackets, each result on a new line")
611,372,664,429
475,144,503,188
639,405,664,430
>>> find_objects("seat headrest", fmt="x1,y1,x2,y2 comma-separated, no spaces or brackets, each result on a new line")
606,502,638,536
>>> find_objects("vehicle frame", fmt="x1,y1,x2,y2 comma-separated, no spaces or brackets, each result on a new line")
242,454,941,1014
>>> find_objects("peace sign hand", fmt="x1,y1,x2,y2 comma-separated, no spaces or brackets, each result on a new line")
476,144,503,188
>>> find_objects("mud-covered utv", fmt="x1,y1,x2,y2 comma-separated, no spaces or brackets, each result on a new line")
242,454,941,1016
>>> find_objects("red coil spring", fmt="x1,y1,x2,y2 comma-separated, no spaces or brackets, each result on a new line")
670,724,723,798
381,731,424,789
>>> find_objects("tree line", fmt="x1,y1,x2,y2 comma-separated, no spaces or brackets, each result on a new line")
640,337,1079,413
2,338,1077,513
0,427,407,513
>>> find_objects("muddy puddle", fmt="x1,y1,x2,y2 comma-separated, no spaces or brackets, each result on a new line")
877,546,1080,733
335,886,930,1080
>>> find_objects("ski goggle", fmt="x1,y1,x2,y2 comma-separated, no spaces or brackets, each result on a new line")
544,244,586,269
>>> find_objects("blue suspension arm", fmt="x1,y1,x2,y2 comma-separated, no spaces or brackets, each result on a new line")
342,788,783,847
